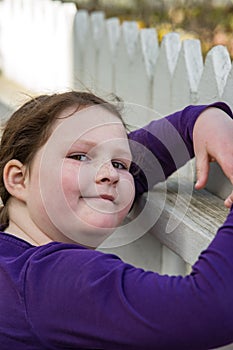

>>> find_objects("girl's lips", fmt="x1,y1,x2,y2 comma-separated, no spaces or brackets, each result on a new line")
81,194,115,202
99,194,115,202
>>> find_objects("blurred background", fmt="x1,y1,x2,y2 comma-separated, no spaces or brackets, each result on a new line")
61,0,233,58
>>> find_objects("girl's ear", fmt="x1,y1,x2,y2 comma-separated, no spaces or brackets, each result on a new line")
3,159,28,202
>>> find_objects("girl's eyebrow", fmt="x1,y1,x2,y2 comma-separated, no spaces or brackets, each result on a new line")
71,139,132,159
72,140,97,148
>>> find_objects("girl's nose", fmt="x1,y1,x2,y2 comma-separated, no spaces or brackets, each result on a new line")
95,162,119,185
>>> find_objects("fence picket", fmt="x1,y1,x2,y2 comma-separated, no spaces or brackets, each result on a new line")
130,28,158,107
115,21,139,102
97,17,120,94
166,40,202,267
73,10,89,90
171,39,203,110
152,32,181,116
198,45,231,104
222,62,233,110
82,11,105,92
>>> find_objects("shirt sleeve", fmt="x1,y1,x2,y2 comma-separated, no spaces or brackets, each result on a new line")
24,206,233,349
128,103,233,197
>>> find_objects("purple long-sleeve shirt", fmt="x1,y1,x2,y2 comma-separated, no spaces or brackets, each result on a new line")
0,103,233,350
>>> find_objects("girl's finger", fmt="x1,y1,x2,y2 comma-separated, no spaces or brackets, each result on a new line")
195,153,209,190
224,192,233,208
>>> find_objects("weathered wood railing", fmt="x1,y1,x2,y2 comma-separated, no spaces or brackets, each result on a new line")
0,0,233,281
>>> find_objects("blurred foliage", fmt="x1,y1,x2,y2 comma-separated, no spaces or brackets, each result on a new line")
68,0,233,58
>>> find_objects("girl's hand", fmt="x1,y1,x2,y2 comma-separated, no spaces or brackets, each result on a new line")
193,107,233,208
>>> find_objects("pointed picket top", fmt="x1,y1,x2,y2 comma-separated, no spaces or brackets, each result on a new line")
120,28,158,118
90,11,105,50
96,17,120,92
121,21,139,61
162,32,181,75
139,28,159,78
114,21,139,100
171,39,203,110
222,62,233,110
106,17,121,55
73,10,89,52
184,40,203,93
152,32,181,115
198,45,231,104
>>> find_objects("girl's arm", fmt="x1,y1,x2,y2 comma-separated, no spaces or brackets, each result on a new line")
25,206,233,349
128,103,233,197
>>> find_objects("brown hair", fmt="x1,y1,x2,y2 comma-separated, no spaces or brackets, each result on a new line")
0,91,123,227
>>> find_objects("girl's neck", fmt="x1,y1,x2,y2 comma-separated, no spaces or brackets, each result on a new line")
7,221,52,246
7,199,53,246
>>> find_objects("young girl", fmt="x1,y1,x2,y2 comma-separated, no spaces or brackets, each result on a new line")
0,91,233,349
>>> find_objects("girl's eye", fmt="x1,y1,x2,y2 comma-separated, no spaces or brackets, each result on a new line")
67,154,89,162
112,161,128,170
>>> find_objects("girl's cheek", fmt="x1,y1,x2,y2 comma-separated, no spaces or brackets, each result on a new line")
61,163,80,192
124,172,135,198
61,162,91,196
118,172,135,213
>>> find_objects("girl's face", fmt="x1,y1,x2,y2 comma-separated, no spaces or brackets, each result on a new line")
25,105,135,247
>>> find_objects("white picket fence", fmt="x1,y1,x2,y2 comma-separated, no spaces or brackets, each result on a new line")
0,0,233,274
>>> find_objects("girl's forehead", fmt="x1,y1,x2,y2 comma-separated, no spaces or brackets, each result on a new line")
48,105,129,152
58,104,122,123
55,105,127,138
79,120,126,139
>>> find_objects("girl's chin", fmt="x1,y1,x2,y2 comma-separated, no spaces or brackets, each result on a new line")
80,211,124,230
64,226,116,248
57,216,118,245
50,211,128,247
